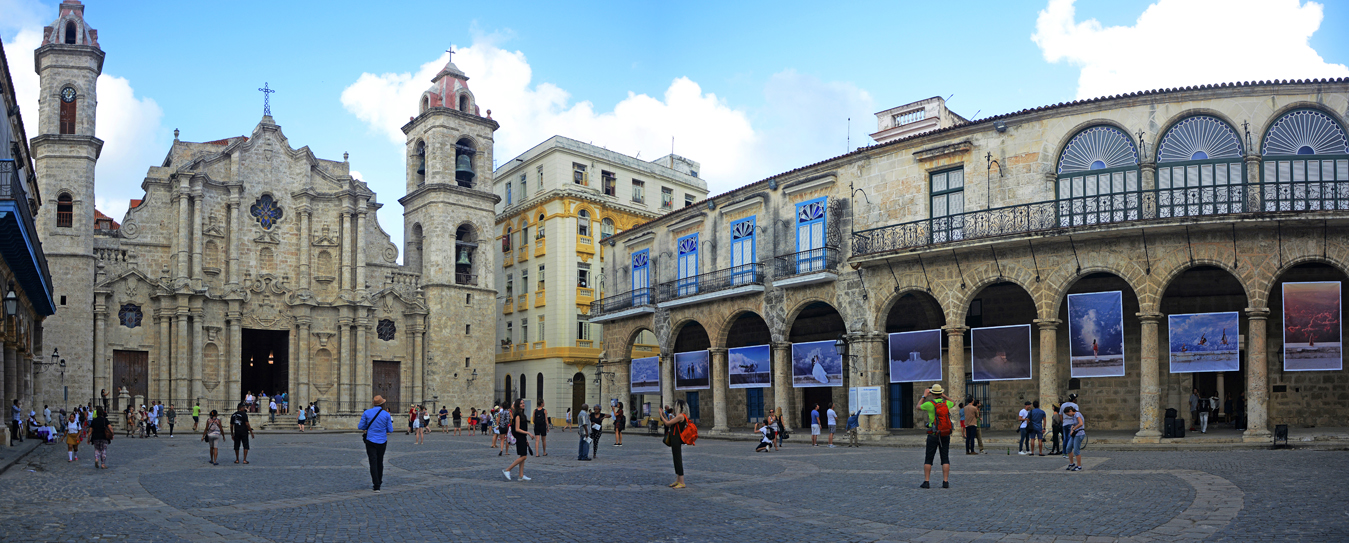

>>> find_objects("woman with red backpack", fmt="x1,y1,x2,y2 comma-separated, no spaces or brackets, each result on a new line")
661,400,691,489
918,384,957,489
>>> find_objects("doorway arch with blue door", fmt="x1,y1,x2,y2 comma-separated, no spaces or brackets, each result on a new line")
672,320,710,423
883,291,946,429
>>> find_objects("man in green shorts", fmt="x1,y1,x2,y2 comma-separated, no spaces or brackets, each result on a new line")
918,384,958,489
192,402,201,431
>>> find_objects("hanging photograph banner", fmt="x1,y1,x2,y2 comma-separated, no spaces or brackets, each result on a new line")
1168,312,1240,373
888,329,943,383
971,324,1033,381
728,344,772,389
630,357,660,394
1283,281,1343,372
674,350,710,391
1068,291,1126,378
791,340,843,387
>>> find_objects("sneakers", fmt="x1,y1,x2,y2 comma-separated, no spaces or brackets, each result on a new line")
1071,466,1082,471
502,470,512,481
828,444,836,448
919,481,930,489
1018,451,1027,455
520,475,532,481
941,481,950,489
1066,464,1076,470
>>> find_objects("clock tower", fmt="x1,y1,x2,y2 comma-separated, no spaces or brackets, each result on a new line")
31,0,104,407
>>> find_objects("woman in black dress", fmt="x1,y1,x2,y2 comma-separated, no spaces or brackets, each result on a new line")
588,405,608,458
612,402,626,446
662,400,689,489
532,400,548,457
501,398,534,481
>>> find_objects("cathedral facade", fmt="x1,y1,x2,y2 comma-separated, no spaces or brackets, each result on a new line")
31,1,499,423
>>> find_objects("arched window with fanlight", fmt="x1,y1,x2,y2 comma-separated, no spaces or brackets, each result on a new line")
577,209,591,237
600,218,615,240
1055,125,1141,227
1260,109,1349,212
1155,115,1246,217
56,193,73,227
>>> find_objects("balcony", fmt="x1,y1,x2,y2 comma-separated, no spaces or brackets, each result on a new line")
517,294,529,312
576,286,595,306
534,237,546,257
517,245,530,262
773,246,840,288
657,263,765,309
503,296,514,314
534,289,546,307
588,287,655,323
576,339,594,348
454,273,478,286
577,235,594,255
0,160,54,315
503,251,514,267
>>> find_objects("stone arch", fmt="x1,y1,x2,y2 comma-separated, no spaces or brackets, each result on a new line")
879,288,947,332
949,270,1042,325
316,250,334,278
1156,258,1257,310
783,297,840,336
670,318,712,353
1046,264,1149,319
718,309,773,349
64,21,77,44
420,95,430,114
258,247,275,271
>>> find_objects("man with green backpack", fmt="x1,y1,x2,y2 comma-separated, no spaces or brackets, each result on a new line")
918,384,957,489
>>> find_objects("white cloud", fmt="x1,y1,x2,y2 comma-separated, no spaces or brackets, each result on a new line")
1033,0,1349,99
341,41,873,197
4,22,166,224
349,169,364,181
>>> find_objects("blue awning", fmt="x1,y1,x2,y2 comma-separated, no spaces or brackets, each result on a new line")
0,204,56,316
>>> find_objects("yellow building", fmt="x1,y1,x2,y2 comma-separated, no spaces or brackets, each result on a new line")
492,136,707,419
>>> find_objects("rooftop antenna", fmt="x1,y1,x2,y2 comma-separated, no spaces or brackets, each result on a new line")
670,136,675,167
847,117,851,153
946,94,954,102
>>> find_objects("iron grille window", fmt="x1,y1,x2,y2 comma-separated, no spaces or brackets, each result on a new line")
377,319,396,341
930,168,964,243
1156,115,1246,217
56,194,73,228
1055,126,1141,227
1260,109,1349,212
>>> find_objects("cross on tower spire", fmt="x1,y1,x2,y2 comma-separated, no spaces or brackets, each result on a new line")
446,48,454,63
258,82,276,117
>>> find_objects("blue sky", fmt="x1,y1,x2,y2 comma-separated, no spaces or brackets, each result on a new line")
3,0,1346,254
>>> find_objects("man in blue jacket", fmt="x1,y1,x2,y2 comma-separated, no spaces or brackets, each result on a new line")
358,395,394,492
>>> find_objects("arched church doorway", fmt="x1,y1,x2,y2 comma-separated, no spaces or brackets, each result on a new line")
571,371,586,421
241,329,289,405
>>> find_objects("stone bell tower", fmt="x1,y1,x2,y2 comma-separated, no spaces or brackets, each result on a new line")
398,53,499,409
31,0,104,408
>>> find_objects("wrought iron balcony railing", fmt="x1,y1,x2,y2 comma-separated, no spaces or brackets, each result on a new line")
773,246,840,279
589,287,654,317
657,263,764,302
454,273,478,286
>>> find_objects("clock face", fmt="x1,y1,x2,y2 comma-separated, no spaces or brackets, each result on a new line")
60,87,76,103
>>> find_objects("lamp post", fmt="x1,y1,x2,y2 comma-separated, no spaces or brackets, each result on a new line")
833,336,864,378
2,282,16,317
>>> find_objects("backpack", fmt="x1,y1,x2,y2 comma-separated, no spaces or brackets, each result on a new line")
680,420,698,446
926,400,953,437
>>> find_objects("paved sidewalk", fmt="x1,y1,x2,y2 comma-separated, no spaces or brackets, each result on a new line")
0,439,41,476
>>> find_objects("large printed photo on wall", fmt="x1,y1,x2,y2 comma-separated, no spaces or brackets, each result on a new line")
888,330,942,383
971,325,1033,381
728,345,772,388
792,340,843,387
630,357,660,394
1168,312,1240,373
1283,281,1343,371
674,350,710,391
1068,291,1126,378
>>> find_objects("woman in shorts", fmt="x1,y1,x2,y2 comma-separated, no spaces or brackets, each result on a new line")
202,410,225,465
532,400,548,457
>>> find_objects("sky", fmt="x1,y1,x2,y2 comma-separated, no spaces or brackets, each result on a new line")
3,0,1347,257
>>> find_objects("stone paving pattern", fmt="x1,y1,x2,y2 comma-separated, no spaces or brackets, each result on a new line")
0,430,1346,542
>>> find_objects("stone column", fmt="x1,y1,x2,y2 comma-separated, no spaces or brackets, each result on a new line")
296,317,311,409
355,208,368,294
1243,307,1271,442
943,326,968,404
1140,162,1157,219
298,208,312,291
1245,154,1263,212
3,344,15,427
1035,319,1060,410
339,211,351,292
0,343,8,446
659,353,673,411
176,185,191,279
771,342,793,430
227,188,241,285
226,306,242,403
191,189,204,289
190,306,204,401
175,305,190,401
356,317,371,405
338,316,351,412
614,358,631,411
410,324,424,405
157,310,171,401
709,347,728,432
1135,312,1163,442
859,332,887,436
93,294,108,401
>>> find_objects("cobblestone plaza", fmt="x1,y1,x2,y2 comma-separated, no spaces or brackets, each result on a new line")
1,431,1345,542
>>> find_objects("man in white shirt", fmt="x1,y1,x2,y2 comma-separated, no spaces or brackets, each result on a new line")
826,403,839,448
269,400,278,423
1017,402,1031,455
